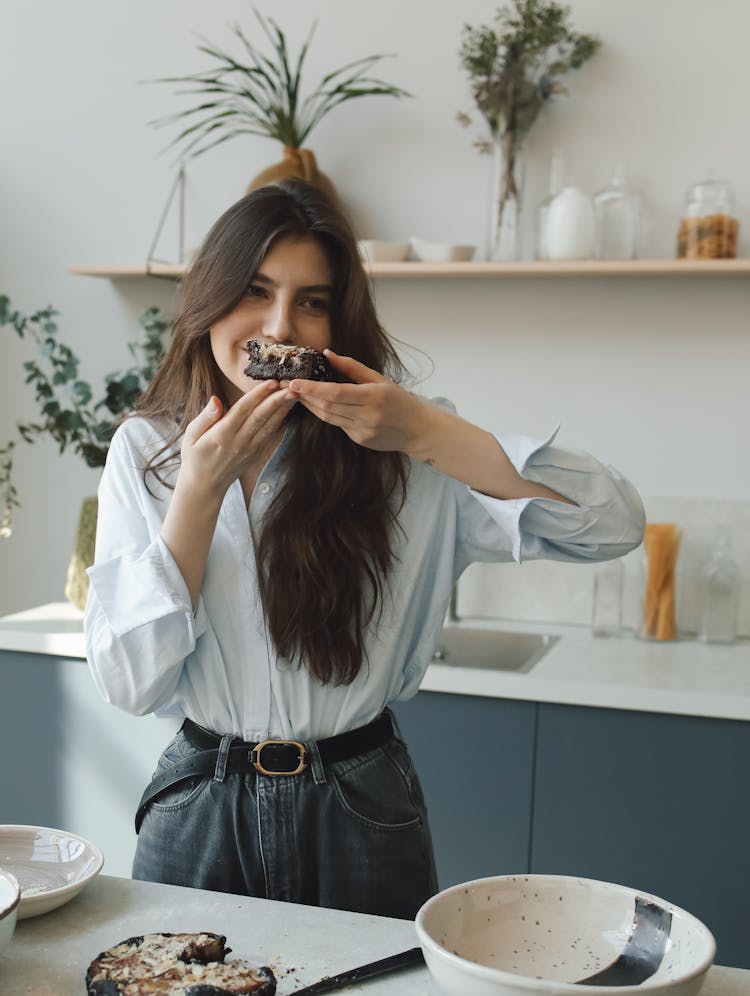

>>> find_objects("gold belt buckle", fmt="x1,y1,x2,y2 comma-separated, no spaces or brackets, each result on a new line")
250,739,308,776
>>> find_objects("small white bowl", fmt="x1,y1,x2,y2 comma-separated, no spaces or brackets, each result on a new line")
357,239,411,263
409,237,476,262
0,867,20,956
0,825,104,920
416,874,715,996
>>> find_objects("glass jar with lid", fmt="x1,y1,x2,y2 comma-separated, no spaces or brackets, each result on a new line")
676,171,739,258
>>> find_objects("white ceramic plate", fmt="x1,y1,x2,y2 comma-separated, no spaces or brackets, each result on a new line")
0,825,104,919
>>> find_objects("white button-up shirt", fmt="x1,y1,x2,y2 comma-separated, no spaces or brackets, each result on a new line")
84,401,645,742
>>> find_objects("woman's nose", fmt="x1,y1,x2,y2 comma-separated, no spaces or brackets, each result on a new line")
263,299,294,343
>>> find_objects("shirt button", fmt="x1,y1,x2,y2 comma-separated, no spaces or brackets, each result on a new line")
258,482,271,495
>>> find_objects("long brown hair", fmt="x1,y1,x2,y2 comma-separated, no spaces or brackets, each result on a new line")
137,180,409,685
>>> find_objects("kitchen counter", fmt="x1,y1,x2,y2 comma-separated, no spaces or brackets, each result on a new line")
1,602,749,722
2,874,748,995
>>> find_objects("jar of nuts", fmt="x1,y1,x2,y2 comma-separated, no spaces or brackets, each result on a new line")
677,172,739,259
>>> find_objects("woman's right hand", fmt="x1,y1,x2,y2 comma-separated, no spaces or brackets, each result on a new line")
162,381,295,606
179,381,294,501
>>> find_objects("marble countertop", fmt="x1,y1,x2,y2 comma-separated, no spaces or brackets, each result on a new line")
2,874,748,996
1,602,749,722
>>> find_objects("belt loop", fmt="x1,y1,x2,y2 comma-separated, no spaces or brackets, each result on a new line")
214,733,235,783
383,707,400,740
307,739,327,785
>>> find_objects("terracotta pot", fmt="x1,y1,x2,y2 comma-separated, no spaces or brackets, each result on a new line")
247,147,337,203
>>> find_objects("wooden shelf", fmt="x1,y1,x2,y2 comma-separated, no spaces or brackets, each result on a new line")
68,258,750,281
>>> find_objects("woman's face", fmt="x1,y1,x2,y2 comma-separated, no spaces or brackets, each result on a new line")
210,235,334,403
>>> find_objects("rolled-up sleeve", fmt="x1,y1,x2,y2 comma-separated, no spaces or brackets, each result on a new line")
467,425,645,564
84,423,207,715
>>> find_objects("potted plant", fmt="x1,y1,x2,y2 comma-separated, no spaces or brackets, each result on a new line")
458,0,601,260
0,296,171,607
150,6,410,197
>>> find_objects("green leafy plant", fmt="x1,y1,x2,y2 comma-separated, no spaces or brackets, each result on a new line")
150,5,410,158
0,296,171,538
459,0,601,238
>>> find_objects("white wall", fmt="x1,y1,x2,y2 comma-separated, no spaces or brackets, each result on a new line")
1,0,749,617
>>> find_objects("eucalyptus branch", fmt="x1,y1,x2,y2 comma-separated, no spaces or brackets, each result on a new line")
0,298,171,539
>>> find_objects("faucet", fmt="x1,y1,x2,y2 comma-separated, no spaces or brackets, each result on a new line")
447,584,460,623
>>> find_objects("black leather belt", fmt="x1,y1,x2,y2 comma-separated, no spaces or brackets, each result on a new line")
135,712,394,834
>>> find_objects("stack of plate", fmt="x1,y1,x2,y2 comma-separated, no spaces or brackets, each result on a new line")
0,824,104,919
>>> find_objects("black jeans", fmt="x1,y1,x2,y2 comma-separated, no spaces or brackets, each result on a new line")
132,716,438,920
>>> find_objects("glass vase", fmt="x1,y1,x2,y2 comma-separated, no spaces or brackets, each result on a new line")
488,134,524,261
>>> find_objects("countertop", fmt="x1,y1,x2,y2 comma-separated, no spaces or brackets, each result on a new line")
2,874,748,996
1,602,749,722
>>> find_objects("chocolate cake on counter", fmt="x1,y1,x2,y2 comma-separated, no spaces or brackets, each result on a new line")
86,931,277,995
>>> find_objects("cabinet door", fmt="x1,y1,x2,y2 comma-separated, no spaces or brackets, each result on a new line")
1,651,65,825
1,650,180,876
392,692,536,890
531,703,750,970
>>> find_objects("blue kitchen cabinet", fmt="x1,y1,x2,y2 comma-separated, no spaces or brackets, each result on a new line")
530,703,750,970
392,691,537,890
1,649,181,877
1,651,65,826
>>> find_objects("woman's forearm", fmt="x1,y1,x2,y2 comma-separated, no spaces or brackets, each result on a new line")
405,402,577,505
161,475,224,608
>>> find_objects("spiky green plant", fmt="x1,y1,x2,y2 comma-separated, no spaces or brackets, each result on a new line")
0,298,171,538
149,6,410,159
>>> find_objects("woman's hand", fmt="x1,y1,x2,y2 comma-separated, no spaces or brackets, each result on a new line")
162,381,294,606
179,381,293,500
290,350,576,507
287,349,435,454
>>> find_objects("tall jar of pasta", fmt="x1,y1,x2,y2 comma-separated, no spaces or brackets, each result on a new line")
676,172,739,259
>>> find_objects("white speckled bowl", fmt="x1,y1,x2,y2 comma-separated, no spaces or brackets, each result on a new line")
357,239,411,262
0,867,20,956
408,236,476,262
415,874,715,996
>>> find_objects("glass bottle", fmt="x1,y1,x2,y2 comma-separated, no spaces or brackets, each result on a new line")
593,162,640,260
698,526,740,644
536,148,565,260
592,558,624,637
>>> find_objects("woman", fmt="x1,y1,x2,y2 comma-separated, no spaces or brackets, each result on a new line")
84,179,645,919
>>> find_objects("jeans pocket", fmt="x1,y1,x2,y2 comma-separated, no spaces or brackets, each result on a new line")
149,729,209,813
329,739,425,831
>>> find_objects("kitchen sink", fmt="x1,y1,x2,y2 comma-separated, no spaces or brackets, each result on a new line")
430,625,558,673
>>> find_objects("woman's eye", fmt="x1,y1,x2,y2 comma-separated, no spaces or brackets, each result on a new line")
303,296,330,313
246,284,267,299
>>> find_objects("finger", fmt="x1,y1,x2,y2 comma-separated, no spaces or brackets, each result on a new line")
238,386,297,440
293,394,356,428
223,380,282,429
287,378,372,411
183,396,224,445
323,349,385,385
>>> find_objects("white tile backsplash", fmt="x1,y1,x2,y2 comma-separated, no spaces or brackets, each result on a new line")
456,496,750,638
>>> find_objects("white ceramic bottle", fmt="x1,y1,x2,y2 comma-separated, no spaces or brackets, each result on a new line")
536,148,565,260
545,187,595,260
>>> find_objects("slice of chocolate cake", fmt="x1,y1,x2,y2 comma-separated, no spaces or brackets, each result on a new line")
86,932,277,995
244,340,335,382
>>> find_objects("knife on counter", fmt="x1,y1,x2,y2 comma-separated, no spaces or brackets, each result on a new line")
289,946,425,995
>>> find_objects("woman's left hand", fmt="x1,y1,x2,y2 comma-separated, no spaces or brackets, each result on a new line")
287,349,432,454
